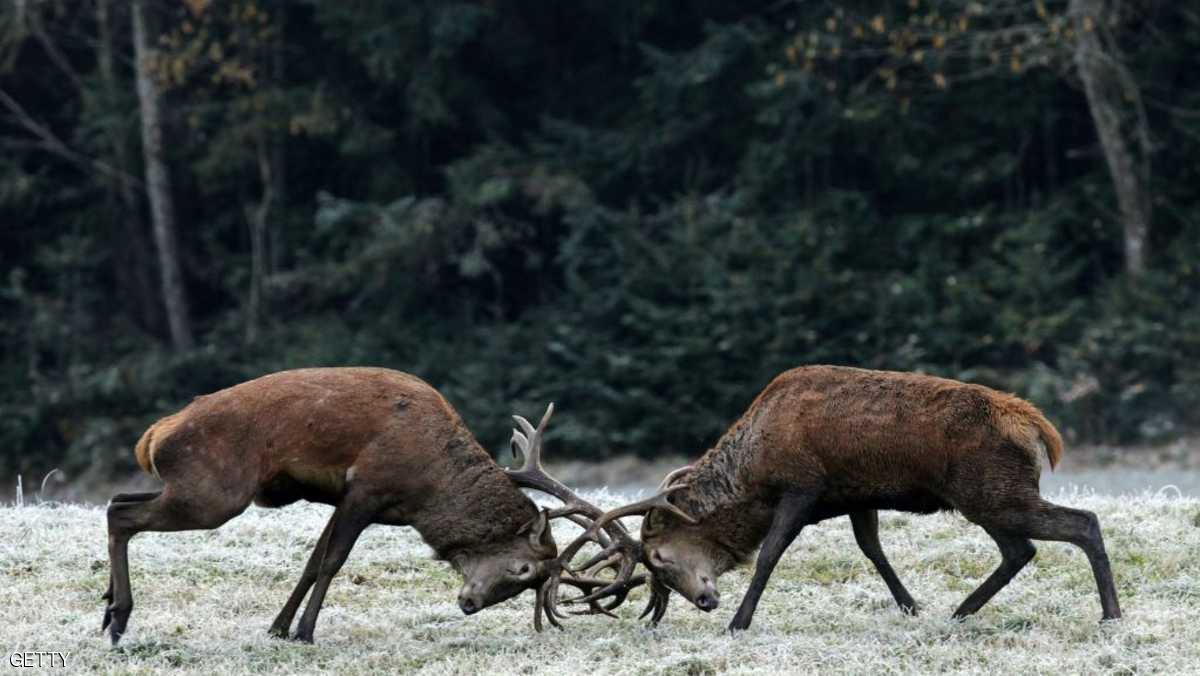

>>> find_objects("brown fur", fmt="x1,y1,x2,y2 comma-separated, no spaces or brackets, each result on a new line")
675,366,1064,556
641,365,1120,630
103,368,557,644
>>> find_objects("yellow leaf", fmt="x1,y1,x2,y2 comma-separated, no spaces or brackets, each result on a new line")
1010,54,1022,73
775,72,786,87
183,0,210,18
871,15,886,33
933,72,947,89
932,34,945,49
1035,0,1048,19
1083,15,1095,32
912,49,924,63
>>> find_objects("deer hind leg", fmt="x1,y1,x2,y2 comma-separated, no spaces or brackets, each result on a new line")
103,489,248,644
951,529,1036,619
728,490,819,633
102,492,162,604
849,510,918,615
988,500,1121,621
269,514,336,638
292,499,375,643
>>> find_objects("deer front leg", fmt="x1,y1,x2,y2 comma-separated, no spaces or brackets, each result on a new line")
728,490,818,633
849,510,918,615
269,514,336,638
292,501,374,643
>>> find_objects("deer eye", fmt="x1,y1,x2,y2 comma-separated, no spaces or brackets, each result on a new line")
510,563,533,577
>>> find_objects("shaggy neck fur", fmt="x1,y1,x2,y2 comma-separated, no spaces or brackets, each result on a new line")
409,428,538,561
674,409,779,565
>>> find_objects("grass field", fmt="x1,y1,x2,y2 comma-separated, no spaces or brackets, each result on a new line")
2,489,1198,674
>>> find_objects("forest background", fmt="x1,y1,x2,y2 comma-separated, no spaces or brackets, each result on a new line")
2,0,1197,492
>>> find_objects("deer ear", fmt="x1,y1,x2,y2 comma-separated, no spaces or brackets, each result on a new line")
643,508,665,537
523,508,554,554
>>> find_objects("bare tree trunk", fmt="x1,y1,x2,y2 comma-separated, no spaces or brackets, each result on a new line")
269,8,287,275
1070,0,1152,277
97,0,160,333
245,133,273,345
132,0,194,350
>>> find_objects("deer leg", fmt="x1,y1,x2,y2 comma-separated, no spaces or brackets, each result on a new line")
728,490,818,633
994,500,1121,621
102,492,161,604
849,510,918,615
269,514,336,638
103,490,246,644
951,530,1036,619
292,503,373,643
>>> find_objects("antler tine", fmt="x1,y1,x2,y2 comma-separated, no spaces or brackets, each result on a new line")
534,574,566,632
657,464,693,491
511,402,553,467
637,577,671,625
559,574,649,618
576,483,698,537
562,558,641,605
510,431,528,468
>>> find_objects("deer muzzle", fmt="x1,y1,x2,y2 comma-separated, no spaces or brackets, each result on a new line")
694,577,720,612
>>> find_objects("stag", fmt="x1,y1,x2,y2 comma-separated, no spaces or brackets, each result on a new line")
100,368,625,644
570,366,1122,631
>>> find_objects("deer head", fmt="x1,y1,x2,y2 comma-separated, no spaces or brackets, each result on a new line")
453,507,557,615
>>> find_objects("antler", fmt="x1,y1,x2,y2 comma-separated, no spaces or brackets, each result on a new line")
504,403,651,629
657,464,693,491
551,483,698,614
555,464,696,616
638,576,672,625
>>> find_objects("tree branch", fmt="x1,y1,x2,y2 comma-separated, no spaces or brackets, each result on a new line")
0,87,145,190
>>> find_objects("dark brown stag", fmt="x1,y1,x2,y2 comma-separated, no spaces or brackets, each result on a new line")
101,368,629,643
573,366,1122,631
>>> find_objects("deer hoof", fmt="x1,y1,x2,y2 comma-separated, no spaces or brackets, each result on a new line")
106,605,131,645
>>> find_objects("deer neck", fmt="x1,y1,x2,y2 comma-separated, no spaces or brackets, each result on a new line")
675,416,777,564
410,430,538,560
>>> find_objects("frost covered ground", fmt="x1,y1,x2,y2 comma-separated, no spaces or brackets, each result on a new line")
2,489,1198,675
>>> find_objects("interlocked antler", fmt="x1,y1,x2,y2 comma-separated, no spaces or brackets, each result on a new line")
557,464,695,617
505,403,654,630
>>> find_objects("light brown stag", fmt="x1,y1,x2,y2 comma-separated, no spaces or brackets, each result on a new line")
569,366,1122,632
101,367,634,643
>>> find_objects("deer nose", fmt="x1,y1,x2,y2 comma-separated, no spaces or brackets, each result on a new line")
696,577,719,611
458,595,481,615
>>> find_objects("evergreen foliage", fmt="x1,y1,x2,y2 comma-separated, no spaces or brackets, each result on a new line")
2,1,1197,481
